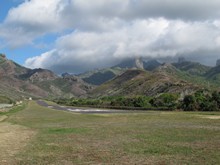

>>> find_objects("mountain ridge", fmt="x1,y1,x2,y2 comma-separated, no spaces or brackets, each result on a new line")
0,54,92,100
1,53,220,101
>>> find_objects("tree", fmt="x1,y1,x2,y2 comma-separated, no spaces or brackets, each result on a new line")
212,91,220,109
182,95,196,111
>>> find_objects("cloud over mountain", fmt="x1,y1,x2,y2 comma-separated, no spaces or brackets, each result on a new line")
1,0,220,73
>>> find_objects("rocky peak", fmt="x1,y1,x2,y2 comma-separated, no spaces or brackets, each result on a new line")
134,57,144,69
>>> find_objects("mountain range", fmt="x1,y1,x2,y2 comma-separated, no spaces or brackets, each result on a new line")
0,53,220,101
0,54,91,100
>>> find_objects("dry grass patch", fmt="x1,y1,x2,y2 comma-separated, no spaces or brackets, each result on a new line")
197,115,220,119
4,101,220,164
0,122,35,165
0,115,8,122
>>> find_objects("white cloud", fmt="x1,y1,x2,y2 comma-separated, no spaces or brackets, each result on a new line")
2,0,220,47
0,0,67,47
25,19,220,73
25,49,57,69
1,0,220,72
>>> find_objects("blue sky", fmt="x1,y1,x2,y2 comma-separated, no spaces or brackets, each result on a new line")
1,0,220,74
0,0,55,64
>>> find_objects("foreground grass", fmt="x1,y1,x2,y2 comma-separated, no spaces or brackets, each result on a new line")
3,101,220,164
0,103,35,165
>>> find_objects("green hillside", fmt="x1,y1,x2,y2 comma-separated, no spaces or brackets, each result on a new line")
90,63,219,98
78,67,125,85
172,61,211,76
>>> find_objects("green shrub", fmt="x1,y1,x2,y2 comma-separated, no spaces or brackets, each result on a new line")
181,95,196,111
0,96,14,104
150,93,178,108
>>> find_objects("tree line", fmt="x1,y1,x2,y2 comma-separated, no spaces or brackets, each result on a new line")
54,90,220,111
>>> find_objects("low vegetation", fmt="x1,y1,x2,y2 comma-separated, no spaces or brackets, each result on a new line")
55,95,153,109
55,90,220,111
0,95,14,104
181,90,220,111
0,101,219,164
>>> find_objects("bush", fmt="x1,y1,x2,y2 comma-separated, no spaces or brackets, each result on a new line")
181,90,220,111
181,95,196,111
0,96,14,104
150,93,178,108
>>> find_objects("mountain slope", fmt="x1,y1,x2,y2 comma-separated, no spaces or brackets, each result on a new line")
90,64,201,97
114,57,144,69
0,54,91,100
79,58,145,86
172,61,211,76
144,60,161,71
78,67,125,85
205,65,220,84
78,58,161,86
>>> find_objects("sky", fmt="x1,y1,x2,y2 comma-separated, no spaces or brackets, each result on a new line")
1,0,220,74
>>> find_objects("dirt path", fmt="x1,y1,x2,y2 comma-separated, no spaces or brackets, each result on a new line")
0,121,35,164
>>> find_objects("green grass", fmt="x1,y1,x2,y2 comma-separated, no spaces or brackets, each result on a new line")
0,95,13,104
45,128,90,134
3,101,220,164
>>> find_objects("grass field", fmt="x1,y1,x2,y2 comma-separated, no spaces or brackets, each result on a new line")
0,101,220,164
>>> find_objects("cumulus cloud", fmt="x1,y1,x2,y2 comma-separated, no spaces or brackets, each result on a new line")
0,0,68,47
1,0,220,73
125,0,220,21
25,19,220,73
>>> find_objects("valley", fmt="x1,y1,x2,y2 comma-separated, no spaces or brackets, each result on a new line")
1,1,220,164
1,53,220,111
0,55,220,164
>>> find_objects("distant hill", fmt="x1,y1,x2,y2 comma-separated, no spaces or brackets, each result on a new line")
172,61,211,76
205,65,220,84
0,54,91,100
78,67,125,85
90,64,201,97
144,60,161,71
114,57,144,69
78,58,161,85
1,53,220,101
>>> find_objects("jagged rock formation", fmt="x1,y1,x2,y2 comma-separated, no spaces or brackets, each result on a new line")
134,57,144,69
